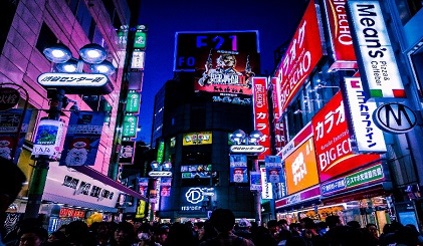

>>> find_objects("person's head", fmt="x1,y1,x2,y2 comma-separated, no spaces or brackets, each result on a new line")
277,219,289,231
366,223,378,237
217,54,237,68
18,227,48,246
300,217,315,229
47,230,66,243
267,220,279,233
209,208,235,233
114,221,136,245
347,220,361,229
0,157,26,213
325,215,341,228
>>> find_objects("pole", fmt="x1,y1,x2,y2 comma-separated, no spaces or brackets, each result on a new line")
254,159,262,225
24,89,65,219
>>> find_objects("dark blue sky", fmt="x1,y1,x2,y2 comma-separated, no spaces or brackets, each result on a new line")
137,0,308,144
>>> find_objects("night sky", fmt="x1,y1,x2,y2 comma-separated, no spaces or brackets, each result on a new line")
136,0,308,144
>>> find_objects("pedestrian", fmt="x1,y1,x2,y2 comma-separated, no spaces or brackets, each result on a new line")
0,157,26,246
111,222,136,246
199,208,255,246
17,227,48,246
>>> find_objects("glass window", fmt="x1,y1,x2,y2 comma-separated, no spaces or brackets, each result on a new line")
395,0,423,25
36,23,59,54
0,0,19,53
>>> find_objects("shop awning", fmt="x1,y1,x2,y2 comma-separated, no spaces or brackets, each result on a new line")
73,166,148,201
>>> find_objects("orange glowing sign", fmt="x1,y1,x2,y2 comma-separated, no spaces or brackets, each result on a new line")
285,137,319,195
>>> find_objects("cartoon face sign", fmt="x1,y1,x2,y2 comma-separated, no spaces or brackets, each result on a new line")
233,168,244,183
0,139,12,159
268,169,280,183
65,147,88,166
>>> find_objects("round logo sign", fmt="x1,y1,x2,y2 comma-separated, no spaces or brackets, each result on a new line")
373,103,417,134
0,87,20,110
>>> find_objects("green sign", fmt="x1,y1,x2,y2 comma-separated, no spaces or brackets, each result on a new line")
122,115,138,138
345,164,384,188
134,31,147,49
157,141,164,163
126,91,141,113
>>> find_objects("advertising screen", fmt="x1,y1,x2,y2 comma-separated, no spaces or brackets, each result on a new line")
285,137,319,195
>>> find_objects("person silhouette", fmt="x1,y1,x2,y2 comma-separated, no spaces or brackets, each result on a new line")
0,157,26,246
199,208,255,246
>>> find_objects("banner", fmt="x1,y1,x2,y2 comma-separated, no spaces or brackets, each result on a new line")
160,178,172,197
229,154,248,183
0,109,32,160
60,111,105,166
138,177,149,197
265,155,283,183
119,141,135,165
250,171,262,191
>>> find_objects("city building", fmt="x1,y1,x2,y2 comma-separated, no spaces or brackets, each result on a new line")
0,0,145,231
269,0,423,232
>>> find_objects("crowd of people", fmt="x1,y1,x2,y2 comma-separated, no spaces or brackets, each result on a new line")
2,209,423,246
1,157,423,246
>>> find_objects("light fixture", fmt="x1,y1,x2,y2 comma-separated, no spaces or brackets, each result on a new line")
294,109,303,115
249,130,263,145
231,129,247,145
43,43,72,63
162,161,172,171
54,58,79,73
90,60,115,75
79,43,107,64
150,161,160,171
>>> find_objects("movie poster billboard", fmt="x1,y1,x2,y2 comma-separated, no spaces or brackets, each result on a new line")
60,111,106,166
174,31,260,105
229,154,248,183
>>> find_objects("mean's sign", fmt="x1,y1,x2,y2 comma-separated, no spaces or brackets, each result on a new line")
347,0,406,98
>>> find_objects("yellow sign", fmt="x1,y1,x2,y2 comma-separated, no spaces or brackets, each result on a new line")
183,132,212,145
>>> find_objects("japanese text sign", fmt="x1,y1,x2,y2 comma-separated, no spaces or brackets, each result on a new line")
284,137,319,195
312,91,380,182
275,0,324,114
344,78,386,152
252,77,271,160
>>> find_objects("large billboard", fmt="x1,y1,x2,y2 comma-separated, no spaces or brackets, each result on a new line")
311,91,380,182
347,1,406,98
275,0,325,115
175,31,260,104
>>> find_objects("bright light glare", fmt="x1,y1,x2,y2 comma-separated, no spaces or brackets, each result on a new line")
86,49,101,58
63,64,77,72
95,65,109,73
52,50,66,58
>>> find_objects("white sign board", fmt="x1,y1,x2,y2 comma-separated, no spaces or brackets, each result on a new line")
347,1,405,98
344,78,386,152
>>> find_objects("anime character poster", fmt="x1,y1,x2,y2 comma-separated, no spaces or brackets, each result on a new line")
60,111,105,166
265,155,283,184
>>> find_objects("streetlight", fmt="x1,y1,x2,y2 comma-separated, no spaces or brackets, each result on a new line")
26,43,115,219
148,161,173,221
230,129,264,225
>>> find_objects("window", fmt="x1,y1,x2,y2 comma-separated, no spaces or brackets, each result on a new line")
0,0,19,53
36,23,59,54
396,0,423,25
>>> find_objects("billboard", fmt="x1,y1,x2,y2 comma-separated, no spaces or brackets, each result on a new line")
182,131,212,146
275,0,325,114
323,0,357,70
344,77,386,152
284,137,319,195
311,91,380,182
347,1,406,98
252,77,271,160
175,31,260,104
